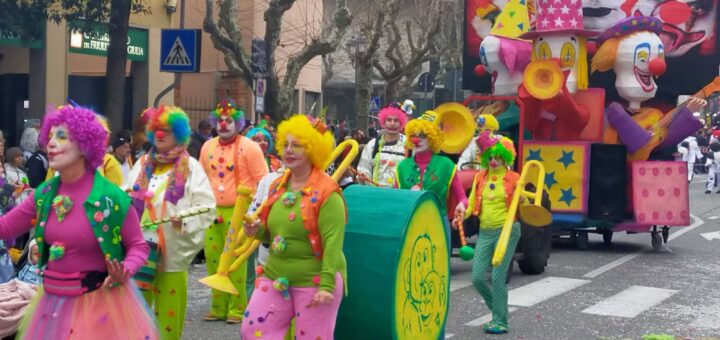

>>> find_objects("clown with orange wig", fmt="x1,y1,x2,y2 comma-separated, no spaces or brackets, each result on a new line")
357,104,408,187
123,106,216,340
199,99,268,323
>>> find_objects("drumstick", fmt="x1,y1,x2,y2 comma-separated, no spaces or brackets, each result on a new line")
350,168,380,187
454,213,467,247
141,207,212,228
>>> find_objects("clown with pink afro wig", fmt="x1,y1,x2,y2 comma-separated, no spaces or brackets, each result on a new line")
357,104,409,187
39,105,109,170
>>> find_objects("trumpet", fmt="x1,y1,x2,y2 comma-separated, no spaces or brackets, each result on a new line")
522,59,564,100
491,160,552,267
200,139,360,294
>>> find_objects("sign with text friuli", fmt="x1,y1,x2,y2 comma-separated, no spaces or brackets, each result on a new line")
68,20,148,62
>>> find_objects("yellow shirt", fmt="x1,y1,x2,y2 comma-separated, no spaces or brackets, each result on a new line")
45,154,124,186
479,167,508,229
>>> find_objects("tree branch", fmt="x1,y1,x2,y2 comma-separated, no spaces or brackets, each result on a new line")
203,0,252,84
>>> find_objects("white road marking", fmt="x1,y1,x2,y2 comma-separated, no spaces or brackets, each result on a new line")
700,231,720,241
464,307,518,327
445,333,455,339
707,216,719,220
582,286,678,318
508,276,590,307
690,303,720,330
450,274,473,292
583,214,704,278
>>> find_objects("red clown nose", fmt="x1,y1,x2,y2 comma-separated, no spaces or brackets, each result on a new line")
220,121,228,130
411,136,421,145
155,130,165,139
649,58,667,77
474,65,487,77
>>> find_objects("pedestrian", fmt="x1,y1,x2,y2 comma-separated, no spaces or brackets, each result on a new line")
3,147,30,204
357,105,408,187
705,142,720,193
25,145,49,188
124,105,216,340
0,104,158,339
19,122,40,162
678,136,702,181
188,119,212,160
198,99,268,324
241,114,347,339
111,134,133,182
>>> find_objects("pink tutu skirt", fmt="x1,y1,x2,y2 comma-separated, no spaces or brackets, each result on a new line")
18,282,158,340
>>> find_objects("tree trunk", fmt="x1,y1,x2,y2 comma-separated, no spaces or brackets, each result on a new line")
354,62,373,131
104,0,131,130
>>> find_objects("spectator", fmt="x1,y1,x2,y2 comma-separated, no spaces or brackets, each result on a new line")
25,146,48,188
19,127,39,162
3,147,30,204
112,135,133,181
188,119,212,160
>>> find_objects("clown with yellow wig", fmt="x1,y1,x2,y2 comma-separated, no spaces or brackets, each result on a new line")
241,114,347,339
124,106,216,340
199,99,268,323
395,110,468,221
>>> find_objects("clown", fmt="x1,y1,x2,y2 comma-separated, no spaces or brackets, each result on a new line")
517,0,602,141
458,114,502,170
199,99,268,323
464,137,522,334
591,16,706,161
246,124,283,173
395,111,467,221
125,106,216,340
357,105,408,187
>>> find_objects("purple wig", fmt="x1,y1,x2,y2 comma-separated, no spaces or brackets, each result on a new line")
498,37,532,76
377,106,408,129
39,105,108,170
210,99,246,131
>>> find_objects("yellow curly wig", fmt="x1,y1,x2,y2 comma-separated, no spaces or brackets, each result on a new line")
276,114,335,169
404,118,443,153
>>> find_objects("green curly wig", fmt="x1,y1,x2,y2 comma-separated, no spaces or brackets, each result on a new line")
480,137,515,169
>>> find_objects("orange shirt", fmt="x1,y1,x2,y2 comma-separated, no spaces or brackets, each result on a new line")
200,135,269,206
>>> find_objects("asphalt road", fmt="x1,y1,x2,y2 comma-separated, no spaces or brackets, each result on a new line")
182,175,720,340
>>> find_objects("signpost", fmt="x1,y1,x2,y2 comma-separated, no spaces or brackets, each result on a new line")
369,96,380,113
68,20,148,62
160,29,201,72
255,78,266,114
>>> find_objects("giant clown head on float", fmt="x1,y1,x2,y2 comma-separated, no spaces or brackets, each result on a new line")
520,0,598,94
591,16,666,111
475,0,532,96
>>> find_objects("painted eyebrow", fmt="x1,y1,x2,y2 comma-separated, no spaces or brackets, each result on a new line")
634,42,651,60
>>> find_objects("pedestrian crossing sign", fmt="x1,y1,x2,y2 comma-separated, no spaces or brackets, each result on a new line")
160,29,201,73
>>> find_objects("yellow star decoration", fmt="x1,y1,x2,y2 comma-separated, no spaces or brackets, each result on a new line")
254,330,263,338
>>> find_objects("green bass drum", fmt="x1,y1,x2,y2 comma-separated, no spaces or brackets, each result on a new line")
335,186,450,339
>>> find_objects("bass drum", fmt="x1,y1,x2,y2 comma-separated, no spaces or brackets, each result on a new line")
335,186,450,340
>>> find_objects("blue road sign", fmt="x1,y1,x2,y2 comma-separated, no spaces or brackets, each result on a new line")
369,96,381,113
160,29,201,72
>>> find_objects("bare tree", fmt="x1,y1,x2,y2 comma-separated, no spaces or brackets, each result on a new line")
204,0,352,121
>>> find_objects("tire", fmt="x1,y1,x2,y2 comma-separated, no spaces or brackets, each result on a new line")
576,231,589,250
517,187,552,275
602,230,613,246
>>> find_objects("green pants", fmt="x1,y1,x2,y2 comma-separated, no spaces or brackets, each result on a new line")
471,222,521,328
142,271,187,340
205,205,248,319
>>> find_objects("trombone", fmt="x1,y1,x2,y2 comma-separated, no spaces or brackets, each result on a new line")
491,160,552,267
200,139,360,295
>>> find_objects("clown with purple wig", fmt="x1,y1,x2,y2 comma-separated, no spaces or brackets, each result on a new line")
123,105,216,340
198,99,268,324
357,104,408,187
0,104,158,338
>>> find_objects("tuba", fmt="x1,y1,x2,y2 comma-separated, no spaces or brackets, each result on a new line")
522,59,564,100
434,102,476,154
200,139,360,295
491,160,552,267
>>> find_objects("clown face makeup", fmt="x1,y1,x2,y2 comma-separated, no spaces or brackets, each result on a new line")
154,128,178,153
534,34,581,93
633,0,716,56
251,132,270,154
488,156,506,169
281,134,309,170
410,134,430,153
480,35,525,96
217,116,237,140
614,32,665,110
47,125,83,171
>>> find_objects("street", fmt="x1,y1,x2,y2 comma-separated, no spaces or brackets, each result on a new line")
183,177,720,340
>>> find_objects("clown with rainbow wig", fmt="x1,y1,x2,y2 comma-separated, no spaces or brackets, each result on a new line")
0,104,158,338
199,99,268,323
357,104,408,187
246,122,282,173
124,105,216,340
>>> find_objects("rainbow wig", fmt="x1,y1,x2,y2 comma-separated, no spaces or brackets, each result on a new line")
210,99,246,131
480,136,516,169
276,115,334,169
377,106,408,129
498,37,532,76
404,118,443,153
39,105,108,170
144,106,192,145
246,127,274,152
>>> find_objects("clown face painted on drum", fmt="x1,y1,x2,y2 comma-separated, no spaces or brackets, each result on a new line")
216,115,237,140
614,32,665,110
47,125,83,170
479,35,525,96
533,34,581,93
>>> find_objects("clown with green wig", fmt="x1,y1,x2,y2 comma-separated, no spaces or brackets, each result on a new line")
199,99,268,324
463,136,522,334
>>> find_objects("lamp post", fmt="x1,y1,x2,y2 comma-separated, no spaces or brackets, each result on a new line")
346,36,369,131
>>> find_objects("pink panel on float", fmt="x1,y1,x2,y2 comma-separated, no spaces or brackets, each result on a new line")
574,88,605,142
631,161,690,226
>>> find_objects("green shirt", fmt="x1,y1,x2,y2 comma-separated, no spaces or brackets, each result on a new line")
258,191,347,293
480,167,508,229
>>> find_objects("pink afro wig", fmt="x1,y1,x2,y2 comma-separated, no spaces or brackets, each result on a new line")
210,99,245,131
377,106,408,129
39,105,108,170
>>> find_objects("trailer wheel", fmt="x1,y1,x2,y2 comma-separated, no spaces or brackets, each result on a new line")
602,230,613,247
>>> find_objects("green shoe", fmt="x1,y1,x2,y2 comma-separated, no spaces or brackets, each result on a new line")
482,322,508,334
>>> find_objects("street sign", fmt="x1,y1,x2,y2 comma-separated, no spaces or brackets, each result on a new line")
369,96,381,113
255,96,265,113
160,29,201,73
256,78,266,97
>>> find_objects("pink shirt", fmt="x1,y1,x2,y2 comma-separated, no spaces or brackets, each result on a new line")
0,171,148,275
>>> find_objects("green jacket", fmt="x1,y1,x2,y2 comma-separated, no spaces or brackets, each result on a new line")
396,154,456,215
34,172,131,269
